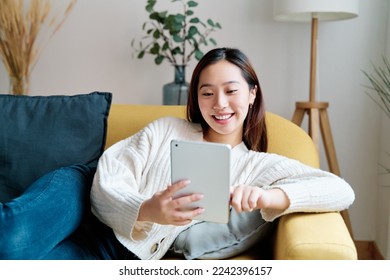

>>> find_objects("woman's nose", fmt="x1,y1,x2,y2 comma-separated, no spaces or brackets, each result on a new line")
213,93,228,110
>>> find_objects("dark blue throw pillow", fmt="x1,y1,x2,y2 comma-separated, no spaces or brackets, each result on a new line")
0,92,112,203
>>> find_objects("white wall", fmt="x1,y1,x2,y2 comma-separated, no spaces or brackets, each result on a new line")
0,0,388,255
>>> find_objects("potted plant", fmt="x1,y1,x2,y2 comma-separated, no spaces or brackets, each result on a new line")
363,57,390,177
131,0,222,105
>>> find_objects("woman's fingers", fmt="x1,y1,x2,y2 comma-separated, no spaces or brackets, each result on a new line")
170,192,204,209
230,185,243,212
171,207,205,226
151,180,205,225
230,185,264,212
164,180,204,210
163,179,191,199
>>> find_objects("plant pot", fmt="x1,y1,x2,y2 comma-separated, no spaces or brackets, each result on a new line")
163,65,189,105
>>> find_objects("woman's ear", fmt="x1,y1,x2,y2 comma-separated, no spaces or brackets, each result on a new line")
250,86,257,104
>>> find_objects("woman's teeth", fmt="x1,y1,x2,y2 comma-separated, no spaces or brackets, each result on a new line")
214,114,232,120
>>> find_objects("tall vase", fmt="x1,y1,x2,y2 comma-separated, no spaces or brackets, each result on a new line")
163,65,189,105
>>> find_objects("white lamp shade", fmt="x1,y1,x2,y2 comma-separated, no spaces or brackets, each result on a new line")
274,0,359,22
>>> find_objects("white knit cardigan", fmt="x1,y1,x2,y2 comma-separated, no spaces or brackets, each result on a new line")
90,117,355,260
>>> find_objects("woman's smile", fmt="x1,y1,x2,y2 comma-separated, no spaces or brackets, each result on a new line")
212,113,234,122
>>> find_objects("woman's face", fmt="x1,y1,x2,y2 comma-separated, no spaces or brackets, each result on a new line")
197,60,256,147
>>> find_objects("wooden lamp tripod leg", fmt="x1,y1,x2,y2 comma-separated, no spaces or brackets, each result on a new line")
291,106,306,126
319,107,340,176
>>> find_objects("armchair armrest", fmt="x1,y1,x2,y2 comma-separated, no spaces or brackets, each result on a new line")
274,212,357,260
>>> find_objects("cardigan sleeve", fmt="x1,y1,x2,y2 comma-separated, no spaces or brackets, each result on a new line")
249,153,355,222
90,120,158,241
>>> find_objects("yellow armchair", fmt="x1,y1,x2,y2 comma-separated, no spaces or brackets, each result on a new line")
105,104,357,260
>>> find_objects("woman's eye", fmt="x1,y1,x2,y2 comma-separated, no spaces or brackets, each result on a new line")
227,89,238,94
201,92,213,96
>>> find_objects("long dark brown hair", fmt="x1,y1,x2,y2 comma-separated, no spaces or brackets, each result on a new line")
186,47,268,152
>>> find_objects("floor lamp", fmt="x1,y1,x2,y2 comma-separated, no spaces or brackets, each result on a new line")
273,0,359,237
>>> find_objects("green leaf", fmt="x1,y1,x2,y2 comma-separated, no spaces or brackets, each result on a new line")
150,11,166,23
186,10,194,16
172,47,182,55
155,55,165,65
195,49,203,60
158,11,168,20
215,22,222,29
149,12,160,21
207,19,215,27
153,29,160,39
174,14,186,23
209,38,217,46
189,17,200,23
173,33,183,42
150,43,160,54
162,42,169,51
187,26,198,38
145,0,156,12
138,50,145,59
187,1,198,8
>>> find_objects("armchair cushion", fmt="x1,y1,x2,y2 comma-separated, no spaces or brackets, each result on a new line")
0,92,112,203
274,212,357,260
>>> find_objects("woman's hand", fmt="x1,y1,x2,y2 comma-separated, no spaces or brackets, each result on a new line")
230,185,290,213
138,180,205,226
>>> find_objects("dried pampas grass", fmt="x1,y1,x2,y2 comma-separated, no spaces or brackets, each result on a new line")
0,0,76,95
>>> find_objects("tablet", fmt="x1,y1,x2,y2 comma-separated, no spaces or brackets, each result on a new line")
170,139,231,223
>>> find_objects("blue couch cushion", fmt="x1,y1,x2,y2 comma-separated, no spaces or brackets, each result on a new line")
0,92,112,203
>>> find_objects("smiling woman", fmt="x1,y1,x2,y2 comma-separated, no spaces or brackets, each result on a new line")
89,47,355,260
